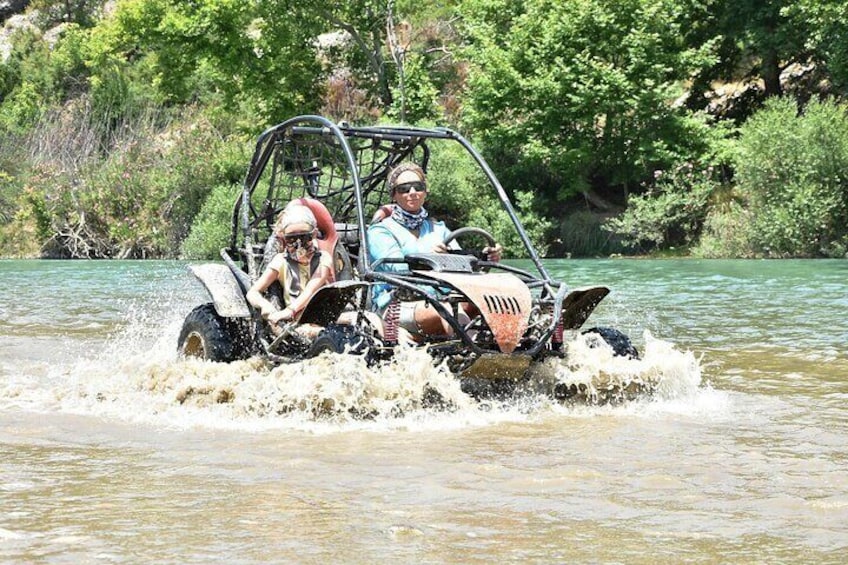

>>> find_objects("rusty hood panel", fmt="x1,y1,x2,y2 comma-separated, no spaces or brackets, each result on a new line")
415,271,532,354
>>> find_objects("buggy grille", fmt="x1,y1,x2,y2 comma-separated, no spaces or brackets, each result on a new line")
483,294,522,315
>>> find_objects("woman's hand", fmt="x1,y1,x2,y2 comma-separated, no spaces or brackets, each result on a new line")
268,307,294,325
482,243,503,262
431,242,448,254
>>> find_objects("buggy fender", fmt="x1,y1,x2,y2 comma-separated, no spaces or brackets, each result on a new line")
189,264,251,318
560,286,609,329
298,280,370,327
416,271,532,354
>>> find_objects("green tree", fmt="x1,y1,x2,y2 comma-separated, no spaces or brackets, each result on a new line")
313,0,396,109
786,1,848,90
734,97,848,257
604,161,724,252
85,0,324,124
459,0,719,208
681,0,848,119
29,0,104,26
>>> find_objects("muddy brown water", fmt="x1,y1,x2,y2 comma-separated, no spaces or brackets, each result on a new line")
1,259,846,563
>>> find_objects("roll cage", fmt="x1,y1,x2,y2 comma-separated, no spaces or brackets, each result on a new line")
226,116,548,275
218,115,600,367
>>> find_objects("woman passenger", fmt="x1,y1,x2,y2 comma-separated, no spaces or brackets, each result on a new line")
247,204,333,337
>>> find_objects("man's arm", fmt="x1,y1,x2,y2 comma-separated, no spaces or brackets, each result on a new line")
367,224,406,271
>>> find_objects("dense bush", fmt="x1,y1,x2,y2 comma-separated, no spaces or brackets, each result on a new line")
460,0,719,204
734,97,848,257
558,211,627,258
693,199,756,258
604,161,725,252
180,182,241,259
2,99,248,258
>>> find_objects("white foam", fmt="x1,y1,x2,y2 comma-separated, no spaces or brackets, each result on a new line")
2,308,714,432
525,330,702,403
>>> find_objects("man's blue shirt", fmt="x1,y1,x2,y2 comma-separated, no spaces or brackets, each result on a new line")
366,216,452,310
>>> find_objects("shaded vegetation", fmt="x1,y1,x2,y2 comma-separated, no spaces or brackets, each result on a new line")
1,0,848,259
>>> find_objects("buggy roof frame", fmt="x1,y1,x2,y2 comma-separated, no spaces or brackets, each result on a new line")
230,115,552,283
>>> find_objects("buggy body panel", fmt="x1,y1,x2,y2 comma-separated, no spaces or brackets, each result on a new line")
414,271,533,354
189,263,251,318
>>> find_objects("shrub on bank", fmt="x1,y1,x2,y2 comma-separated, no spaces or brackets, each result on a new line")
558,211,627,257
693,200,757,258
733,97,848,257
0,98,248,258
180,183,241,260
604,161,723,253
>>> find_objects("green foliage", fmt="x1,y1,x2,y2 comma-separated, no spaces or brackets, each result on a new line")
180,182,241,259
558,211,626,258
84,0,324,124
691,0,806,98
462,189,551,258
790,1,848,89
503,190,552,257
0,28,49,133
8,98,249,258
604,161,723,251
0,24,92,138
389,52,439,123
734,97,848,257
30,0,103,27
0,169,20,224
692,201,755,258
460,0,720,202
0,185,43,258
0,81,46,134
47,24,91,97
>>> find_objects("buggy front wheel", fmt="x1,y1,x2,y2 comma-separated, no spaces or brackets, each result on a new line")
306,324,376,360
582,327,639,359
178,303,249,362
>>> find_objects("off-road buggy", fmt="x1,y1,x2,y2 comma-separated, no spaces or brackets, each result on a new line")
178,115,636,393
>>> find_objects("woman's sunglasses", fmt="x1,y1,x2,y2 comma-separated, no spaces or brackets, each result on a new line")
278,232,313,248
393,181,427,194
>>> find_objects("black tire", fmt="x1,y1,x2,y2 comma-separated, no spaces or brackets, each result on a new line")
178,303,250,362
582,327,639,359
305,323,375,360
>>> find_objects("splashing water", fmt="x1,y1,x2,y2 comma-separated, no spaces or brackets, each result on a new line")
2,293,705,431
525,330,703,404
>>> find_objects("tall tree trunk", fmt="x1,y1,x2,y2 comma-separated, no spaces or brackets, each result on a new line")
762,46,782,97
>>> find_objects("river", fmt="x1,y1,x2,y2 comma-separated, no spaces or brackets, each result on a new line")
1,258,846,563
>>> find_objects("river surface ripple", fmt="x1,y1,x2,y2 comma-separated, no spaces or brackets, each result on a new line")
0,258,846,563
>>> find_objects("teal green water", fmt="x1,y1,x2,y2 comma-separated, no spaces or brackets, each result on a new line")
0,258,846,563
543,258,848,351
4,258,845,351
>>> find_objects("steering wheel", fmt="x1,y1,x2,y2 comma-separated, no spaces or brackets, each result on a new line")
443,227,497,264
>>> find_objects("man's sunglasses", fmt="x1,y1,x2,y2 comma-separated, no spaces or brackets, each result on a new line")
278,232,313,247
393,181,427,194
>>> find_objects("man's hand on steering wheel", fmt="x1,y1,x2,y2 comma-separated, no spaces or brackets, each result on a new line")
482,243,503,262
443,227,502,263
